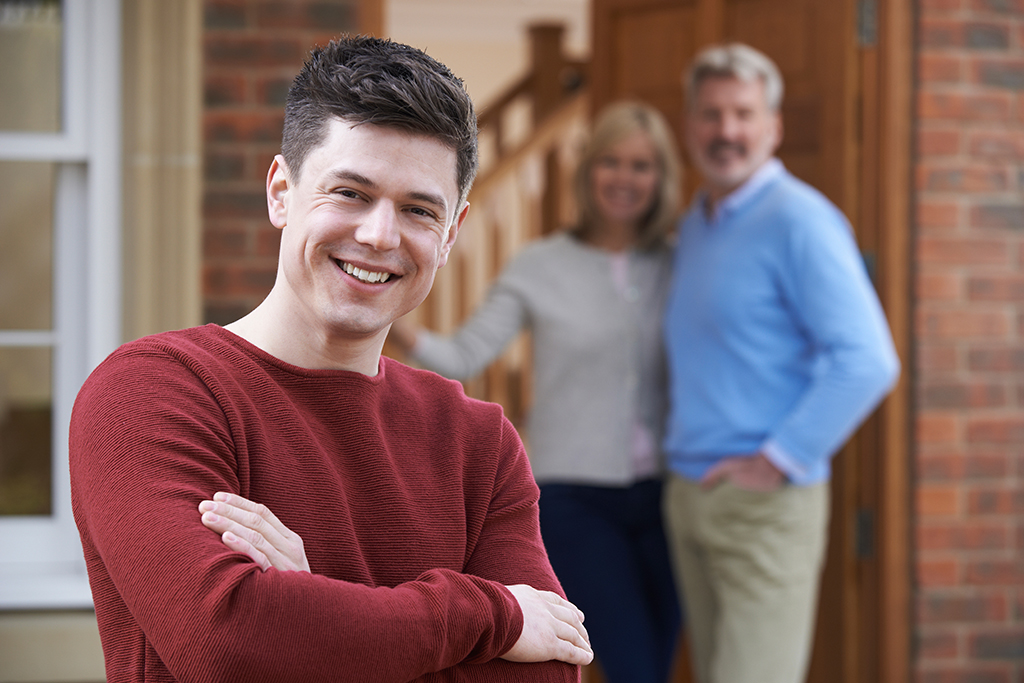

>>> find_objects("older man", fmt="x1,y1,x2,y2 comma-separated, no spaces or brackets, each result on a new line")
662,43,900,683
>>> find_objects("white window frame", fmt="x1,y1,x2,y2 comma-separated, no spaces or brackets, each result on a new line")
0,0,122,609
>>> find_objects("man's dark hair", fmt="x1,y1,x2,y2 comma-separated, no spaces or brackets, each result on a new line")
283,35,479,204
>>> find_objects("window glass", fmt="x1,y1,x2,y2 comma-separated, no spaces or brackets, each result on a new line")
0,161,55,330
0,1,62,133
0,347,52,515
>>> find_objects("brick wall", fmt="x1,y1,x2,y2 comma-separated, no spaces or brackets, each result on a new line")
914,0,1024,681
202,0,359,324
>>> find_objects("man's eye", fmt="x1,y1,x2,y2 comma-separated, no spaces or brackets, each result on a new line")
335,188,361,199
409,207,435,219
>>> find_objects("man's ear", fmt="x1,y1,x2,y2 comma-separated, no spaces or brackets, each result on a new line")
437,201,470,269
267,155,290,229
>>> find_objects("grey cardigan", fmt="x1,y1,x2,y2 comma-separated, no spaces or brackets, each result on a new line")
409,232,672,486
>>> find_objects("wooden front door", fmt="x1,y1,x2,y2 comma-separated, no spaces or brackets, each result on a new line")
590,1,912,682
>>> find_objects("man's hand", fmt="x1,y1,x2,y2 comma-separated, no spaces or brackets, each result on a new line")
198,492,310,573
700,452,785,492
501,585,593,666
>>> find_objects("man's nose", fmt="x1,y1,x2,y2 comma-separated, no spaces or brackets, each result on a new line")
717,113,741,139
354,202,401,250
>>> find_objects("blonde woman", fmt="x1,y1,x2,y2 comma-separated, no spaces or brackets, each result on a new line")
391,101,684,683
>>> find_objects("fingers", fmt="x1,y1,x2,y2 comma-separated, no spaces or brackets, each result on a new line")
700,459,733,490
198,492,310,573
501,585,594,666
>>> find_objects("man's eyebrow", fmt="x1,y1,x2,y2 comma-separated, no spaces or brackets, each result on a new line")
326,169,449,214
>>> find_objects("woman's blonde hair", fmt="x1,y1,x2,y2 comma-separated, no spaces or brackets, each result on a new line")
572,101,682,250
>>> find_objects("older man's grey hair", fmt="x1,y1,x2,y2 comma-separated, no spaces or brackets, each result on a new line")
685,43,784,112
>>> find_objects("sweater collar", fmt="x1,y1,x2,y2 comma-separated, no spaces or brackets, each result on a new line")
699,157,785,225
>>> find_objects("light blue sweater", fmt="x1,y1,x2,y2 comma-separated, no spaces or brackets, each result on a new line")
663,160,900,485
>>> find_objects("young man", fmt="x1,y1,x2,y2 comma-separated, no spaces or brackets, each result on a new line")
70,36,591,683
661,43,900,683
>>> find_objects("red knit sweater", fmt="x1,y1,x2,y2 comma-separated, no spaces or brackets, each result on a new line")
70,325,578,683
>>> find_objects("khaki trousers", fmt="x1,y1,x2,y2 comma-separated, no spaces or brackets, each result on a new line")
663,474,830,683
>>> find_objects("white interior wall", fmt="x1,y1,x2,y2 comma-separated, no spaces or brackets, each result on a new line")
386,0,590,109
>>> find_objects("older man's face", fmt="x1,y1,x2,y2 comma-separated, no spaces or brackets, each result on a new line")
686,75,782,201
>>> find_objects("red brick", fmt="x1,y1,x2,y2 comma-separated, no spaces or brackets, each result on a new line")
918,484,963,515
918,91,1013,123
917,163,1011,193
968,628,1024,659
917,451,970,481
965,558,1024,585
203,224,252,258
920,54,965,84
965,22,1012,48
204,0,248,30
254,75,293,107
917,559,961,587
919,272,963,301
204,264,276,298
918,520,1010,550
969,275,1024,301
917,238,1009,267
205,150,247,182
918,628,961,659
204,189,268,219
968,346,1024,372
921,19,967,48
967,416,1024,443
919,592,1009,623
204,35,308,69
917,200,962,231
919,127,964,156
916,665,1012,683
967,485,1024,514
967,0,1024,12
253,2,354,31
963,451,1013,478
917,344,960,372
921,0,963,10
204,74,248,107
917,309,1011,340
974,58,1024,91
918,412,961,444
970,203,1024,229
968,131,1024,161
205,111,284,145
255,226,283,258
919,381,1007,409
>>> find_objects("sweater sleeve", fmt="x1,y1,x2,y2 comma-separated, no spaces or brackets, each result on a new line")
760,211,900,481
70,348,571,683
458,417,580,680
410,260,530,381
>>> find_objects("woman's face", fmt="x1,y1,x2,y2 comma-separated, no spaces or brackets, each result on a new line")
589,130,661,231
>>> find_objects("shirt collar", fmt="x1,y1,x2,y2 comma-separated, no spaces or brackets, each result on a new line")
699,157,784,224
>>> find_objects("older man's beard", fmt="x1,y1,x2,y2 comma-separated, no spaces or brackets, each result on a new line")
706,138,746,160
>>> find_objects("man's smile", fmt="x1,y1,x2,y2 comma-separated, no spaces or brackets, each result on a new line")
334,259,395,284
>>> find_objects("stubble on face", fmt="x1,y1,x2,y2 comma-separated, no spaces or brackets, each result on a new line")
686,76,782,202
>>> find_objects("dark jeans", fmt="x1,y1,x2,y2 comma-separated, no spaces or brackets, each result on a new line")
539,479,682,683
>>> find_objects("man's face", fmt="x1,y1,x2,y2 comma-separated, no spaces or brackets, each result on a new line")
686,75,782,200
267,118,467,343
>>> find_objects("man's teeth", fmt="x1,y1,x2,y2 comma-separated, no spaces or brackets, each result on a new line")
342,262,391,283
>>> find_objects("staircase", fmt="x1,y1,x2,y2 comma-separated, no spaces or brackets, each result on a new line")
393,24,591,429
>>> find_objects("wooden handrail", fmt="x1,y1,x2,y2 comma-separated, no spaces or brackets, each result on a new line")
390,22,591,427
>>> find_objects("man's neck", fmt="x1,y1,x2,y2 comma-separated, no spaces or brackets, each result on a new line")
225,301,386,376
